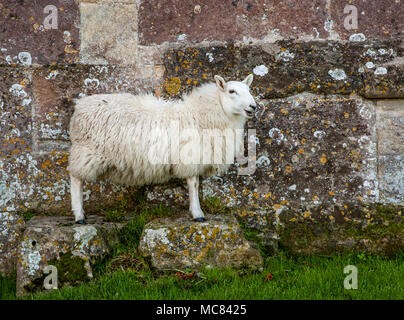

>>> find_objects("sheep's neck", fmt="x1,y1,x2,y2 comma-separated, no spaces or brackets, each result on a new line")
186,91,246,131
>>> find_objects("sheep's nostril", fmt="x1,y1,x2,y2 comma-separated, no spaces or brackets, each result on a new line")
250,105,257,110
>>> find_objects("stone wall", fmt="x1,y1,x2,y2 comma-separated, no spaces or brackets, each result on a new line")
1,0,403,274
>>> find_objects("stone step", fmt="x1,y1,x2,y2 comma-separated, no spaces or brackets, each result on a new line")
139,214,263,271
16,215,124,297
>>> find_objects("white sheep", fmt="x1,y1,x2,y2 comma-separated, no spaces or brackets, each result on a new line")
68,74,256,224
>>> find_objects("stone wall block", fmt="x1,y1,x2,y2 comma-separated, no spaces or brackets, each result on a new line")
139,0,329,45
330,0,403,41
0,0,80,65
162,41,403,100
80,2,138,65
377,99,404,204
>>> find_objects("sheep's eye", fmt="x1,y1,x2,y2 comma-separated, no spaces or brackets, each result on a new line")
229,90,236,94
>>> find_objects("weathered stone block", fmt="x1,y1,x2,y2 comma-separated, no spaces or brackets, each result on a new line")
379,155,404,204
360,62,404,98
279,203,404,256
163,41,404,100
16,215,123,296
138,0,329,45
139,214,263,271
330,0,403,41
376,99,404,204
377,100,404,155
0,212,25,275
199,93,378,211
0,0,80,65
0,67,33,155
80,2,138,65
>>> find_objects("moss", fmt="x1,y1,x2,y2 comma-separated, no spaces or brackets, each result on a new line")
129,187,148,207
373,203,403,221
104,209,126,222
201,196,231,216
345,221,404,240
113,204,172,251
22,211,35,222
146,204,173,218
23,274,47,294
22,252,88,294
48,252,89,285
280,220,323,248
343,204,404,240
239,221,270,257
277,203,404,257
96,187,148,218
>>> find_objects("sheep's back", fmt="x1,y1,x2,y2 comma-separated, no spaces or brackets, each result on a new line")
69,93,178,185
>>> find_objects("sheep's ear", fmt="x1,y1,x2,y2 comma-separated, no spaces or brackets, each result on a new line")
242,74,253,87
214,75,226,91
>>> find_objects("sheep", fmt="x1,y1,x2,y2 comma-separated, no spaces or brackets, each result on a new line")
68,74,256,224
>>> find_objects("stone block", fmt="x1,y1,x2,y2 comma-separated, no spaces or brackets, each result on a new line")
278,203,404,256
0,67,33,155
376,99,404,204
376,99,404,155
80,2,138,65
0,212,25,275
330,0,403,41
379,155,404,204
16,215,123,296
138,0,329,45
360,62,404,98
0,0,80,65
198,93,378,211
162,40,404,100
139,214,263,271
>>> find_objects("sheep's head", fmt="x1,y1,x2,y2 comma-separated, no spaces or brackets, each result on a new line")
214,74,257,119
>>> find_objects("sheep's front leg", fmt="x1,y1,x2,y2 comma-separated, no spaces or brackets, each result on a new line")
187,176,205,222
70,174,86,224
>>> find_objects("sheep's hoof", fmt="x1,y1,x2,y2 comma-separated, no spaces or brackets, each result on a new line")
194,217,206,222
75,219,86,225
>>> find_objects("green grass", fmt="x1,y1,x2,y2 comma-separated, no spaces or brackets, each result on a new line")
0,275,16,300
1,252,403,300
1,204,403,300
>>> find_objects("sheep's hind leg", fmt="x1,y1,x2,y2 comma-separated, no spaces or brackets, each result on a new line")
187,176,205,222
70,174,86,224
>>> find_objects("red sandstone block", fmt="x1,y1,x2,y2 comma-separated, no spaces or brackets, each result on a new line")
0,0,79,65
139,0,329,44
330,0,403,41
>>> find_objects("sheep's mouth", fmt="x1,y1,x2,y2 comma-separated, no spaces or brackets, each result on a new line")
245,110,254,118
